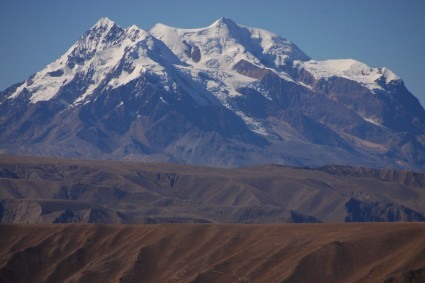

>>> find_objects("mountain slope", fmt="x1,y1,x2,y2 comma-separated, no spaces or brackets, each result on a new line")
1,223,425,282
1,155,425,224
1,17,424,169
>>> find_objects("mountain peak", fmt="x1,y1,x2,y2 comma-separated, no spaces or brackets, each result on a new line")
150,22,174,32
127,24,140,31
93,17,116,29
209,17,239,30
2,18,424,171
212,17,237,25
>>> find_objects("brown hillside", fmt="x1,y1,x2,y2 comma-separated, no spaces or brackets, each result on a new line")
1,223,425,282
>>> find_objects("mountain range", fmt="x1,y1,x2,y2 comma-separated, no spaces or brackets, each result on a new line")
1,17,424,170
2,155,425,224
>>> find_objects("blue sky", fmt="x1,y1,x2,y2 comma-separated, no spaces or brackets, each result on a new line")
1,0,424,105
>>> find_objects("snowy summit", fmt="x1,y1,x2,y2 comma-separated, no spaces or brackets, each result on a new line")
1,17,423,170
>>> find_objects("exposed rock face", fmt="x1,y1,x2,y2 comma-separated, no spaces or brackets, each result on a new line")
0,200,42,223
344,198,425,222
1,17,425,170
1,155,425,224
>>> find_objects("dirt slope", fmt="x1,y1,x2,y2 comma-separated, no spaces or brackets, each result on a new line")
1,223,425,282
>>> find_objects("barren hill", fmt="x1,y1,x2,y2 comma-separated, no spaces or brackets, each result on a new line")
1,155,425,223
1,223,425,282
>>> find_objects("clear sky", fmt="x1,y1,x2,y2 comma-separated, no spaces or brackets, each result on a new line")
1,0,424,105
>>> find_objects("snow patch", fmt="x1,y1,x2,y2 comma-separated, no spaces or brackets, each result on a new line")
363,117,387,129
159,97,168,104
296,59,400,91
235,110,270,136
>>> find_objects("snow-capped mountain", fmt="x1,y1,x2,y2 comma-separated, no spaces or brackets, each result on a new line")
1,17,425,170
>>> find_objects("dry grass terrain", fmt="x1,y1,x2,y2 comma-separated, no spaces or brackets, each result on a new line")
1,156,425,282
1,223,425,282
